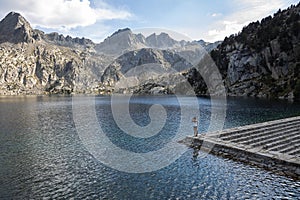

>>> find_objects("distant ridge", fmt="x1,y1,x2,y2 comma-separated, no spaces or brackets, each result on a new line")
0,12,218,95
146,32,179,48
95,28,146,55
110,28,131,37
8,8,299,98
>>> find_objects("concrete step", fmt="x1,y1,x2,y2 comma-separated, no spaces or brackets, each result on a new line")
289,148,300,156
219,118,300,138
231,125,300,144
220,120,300,141
265,135,300,151
186,116,300,179
230,125,300,143
247,131,300,148
280,143,300,154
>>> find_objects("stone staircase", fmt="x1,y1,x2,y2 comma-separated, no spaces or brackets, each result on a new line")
213,117,300,157
183,116,300,179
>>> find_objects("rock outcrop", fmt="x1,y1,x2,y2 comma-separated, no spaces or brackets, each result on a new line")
197,40,222,52
95,28,147,55
208,3,300,99
146,32,179,48
7,7,299,99
0,12,107,95
41,32,95,50
0,12,38,44
95,28,218,56
0,42,106,95
101,48,192,94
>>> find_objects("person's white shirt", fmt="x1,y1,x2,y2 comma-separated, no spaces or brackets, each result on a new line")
192,120,197,127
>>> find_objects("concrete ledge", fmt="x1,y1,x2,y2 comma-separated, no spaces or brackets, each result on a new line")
181,116,300,180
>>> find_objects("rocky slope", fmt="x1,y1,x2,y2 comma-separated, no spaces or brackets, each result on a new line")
95,28,147,55
0,12,38,44
197,40,222,52
1,5,299,99
0,42,108,95
146,32,180,48
41,32,95,51
100,48,192,94
95,28,217,56
0,12,107,95
207,3,300,99
0,11,219,95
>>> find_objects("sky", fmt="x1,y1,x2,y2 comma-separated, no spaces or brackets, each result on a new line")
0,0,299,43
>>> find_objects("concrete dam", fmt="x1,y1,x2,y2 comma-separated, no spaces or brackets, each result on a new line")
182,116,300,179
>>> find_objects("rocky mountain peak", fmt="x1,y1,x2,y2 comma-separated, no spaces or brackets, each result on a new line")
95,27,146,55
41,32,95,49
0,11,36,43
110,28,132,37
146,32,178,48
3,12,28,27
101,47,192,90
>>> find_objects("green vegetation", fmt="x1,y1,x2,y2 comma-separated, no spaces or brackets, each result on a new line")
209,3,300,99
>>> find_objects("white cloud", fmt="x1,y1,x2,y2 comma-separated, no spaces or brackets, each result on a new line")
205,0,292,42
211,13,222,17
0,0,131,30
207,20,248,41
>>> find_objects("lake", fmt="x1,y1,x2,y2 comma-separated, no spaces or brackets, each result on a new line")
0,95,300,199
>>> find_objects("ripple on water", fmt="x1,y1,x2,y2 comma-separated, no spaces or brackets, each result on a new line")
0,96,300,199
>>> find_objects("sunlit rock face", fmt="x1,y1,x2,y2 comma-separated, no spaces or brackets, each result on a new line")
210,4,300,99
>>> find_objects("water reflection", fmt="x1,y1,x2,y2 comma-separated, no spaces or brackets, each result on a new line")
192,148,199,161
0,95,299,199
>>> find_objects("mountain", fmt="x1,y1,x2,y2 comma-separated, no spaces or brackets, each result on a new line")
0,12,108,95
197,40,222,52
0,41,108,95
101,48,192,93
1,5,299,99
41,32,95,50
95,28,183,55
0,12,38,43
95,28,146,55
95,28,219,56
0,12,97,49
0,12,207,95
95,29,220,94
188,3,300,99
146,32,179,48
0,10,263,97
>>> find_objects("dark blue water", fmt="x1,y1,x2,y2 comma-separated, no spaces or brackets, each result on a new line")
0,95,300,199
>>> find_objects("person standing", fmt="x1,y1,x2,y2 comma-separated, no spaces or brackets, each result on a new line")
192,117,198,137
